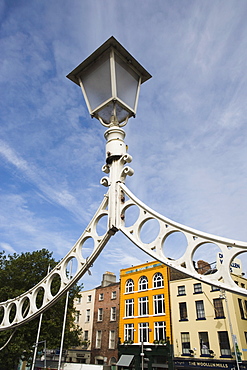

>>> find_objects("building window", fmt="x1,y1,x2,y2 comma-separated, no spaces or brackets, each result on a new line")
99,293,104,301
211,285,220,292
74,310,80,323
153,272,164,288
125,279,134,293
111,291,117,299
218,331,231,357
139,322,149,343
96,331,102,349
87,295,92,302
86,309,90,322
238,298,246,319
109,330,116,349
245,332,247,345
178,285,186,296
194,283,202,294
97,308,103,321
213,298,225,318
139,296,149,316
154,321,166,341
139,276,148,291
196,300,205,320
199,332,210,356
77,295,82,303
124,323,134,341
84,330,89,341
181,332,191,355
125,299,134,317
179,302,188,321
154,294,165,314
111,307,116,321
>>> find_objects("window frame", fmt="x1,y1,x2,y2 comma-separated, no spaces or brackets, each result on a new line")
238,298,247,319
194,283,202,294
178,285,186,296
153,294,165,315
153,272,164,288
181,332,191,355
97,308,103,321
125,298,134,317
199,332,210,356
110,307,117,321
139,296,149,316
139,276,148,291
139,322,149,343
179,302,188,321
74,310,80,323
218,331,231,357
96,330,102,349
109,330,116,349
195,300,206,320
124,323,134,342
125,279,134,293
213,298,225,319
84,330,89,341
154,321,166,341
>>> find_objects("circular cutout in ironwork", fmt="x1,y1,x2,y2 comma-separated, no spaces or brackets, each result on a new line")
9,303,16,324
50,273,61,297
193,243,221,275
230,253,247,292
123,204,140,228
35,287,45,309
0,306,4,325
139,218,160,244
21,297,30,318
81,237,95,260
162,231,187,260
96,214,108,237
65,257,78,279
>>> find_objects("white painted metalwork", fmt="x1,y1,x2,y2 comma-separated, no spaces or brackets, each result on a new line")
1,37,247,332
1,121,247,332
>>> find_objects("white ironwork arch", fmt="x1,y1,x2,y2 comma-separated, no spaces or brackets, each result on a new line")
1,122,247,332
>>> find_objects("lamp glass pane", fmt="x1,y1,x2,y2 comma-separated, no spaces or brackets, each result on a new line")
81,54,112,112
97,101,130,124
115,54,139,110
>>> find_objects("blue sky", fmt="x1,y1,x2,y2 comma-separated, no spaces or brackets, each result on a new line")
1,0,247,290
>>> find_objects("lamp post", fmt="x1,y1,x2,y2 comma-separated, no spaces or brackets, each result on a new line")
67,36,151,232
219,290,241,370
32,340,46,370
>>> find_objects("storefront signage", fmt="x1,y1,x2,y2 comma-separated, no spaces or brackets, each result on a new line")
174,359,247,369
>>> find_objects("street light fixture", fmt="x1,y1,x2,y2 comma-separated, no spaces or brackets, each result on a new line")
67,36,151,126
31,340,46,370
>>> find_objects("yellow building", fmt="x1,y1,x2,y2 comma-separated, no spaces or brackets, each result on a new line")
118,261,173,370
170,268,247,370
119,261,172,344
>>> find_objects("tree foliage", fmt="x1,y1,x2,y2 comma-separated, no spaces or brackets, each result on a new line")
0,249,82,370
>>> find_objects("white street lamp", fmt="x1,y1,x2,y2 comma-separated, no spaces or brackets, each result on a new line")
67,36,151,126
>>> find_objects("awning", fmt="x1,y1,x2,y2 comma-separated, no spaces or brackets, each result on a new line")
116,354,134,367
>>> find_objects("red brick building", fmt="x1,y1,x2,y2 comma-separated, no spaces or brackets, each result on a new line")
91,272,120,366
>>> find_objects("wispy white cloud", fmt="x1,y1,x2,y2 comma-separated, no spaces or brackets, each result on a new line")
0,242,16,255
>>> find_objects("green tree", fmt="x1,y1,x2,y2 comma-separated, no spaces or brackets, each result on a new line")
0,249,82,370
